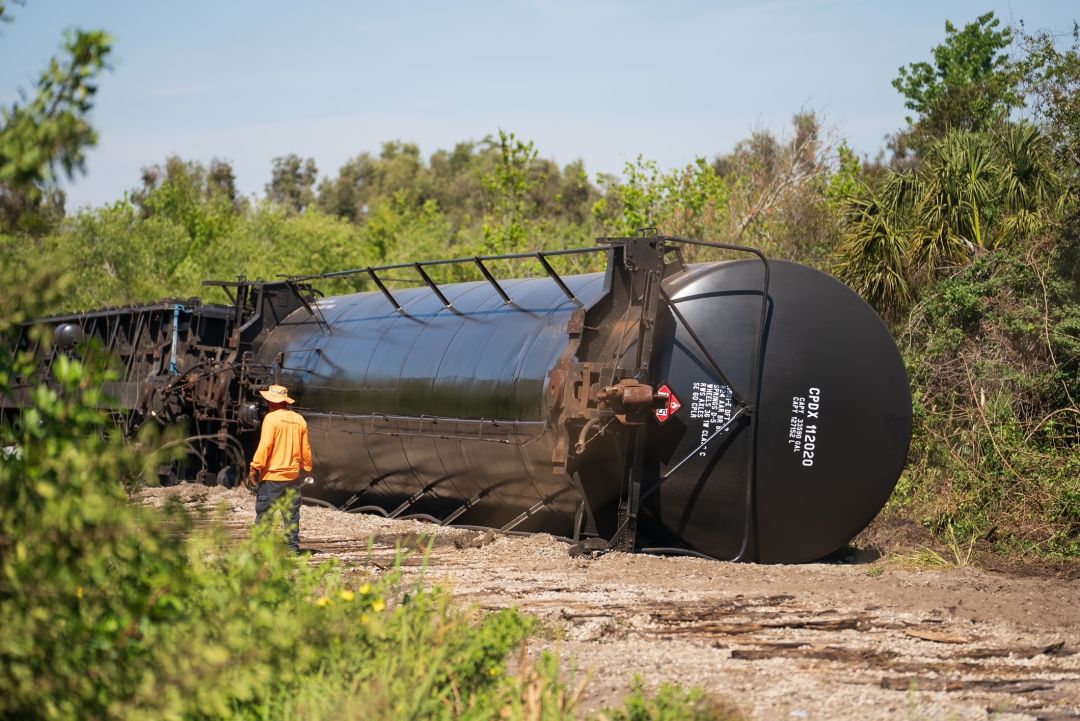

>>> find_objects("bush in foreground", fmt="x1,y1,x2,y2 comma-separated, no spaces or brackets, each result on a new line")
0,272,734,720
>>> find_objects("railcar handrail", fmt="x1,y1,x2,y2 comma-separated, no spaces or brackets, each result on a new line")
276,245,611,314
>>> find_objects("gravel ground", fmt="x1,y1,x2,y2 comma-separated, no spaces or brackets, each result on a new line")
141,483,1080,721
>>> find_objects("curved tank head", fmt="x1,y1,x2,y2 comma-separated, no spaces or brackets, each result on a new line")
644,259,912,563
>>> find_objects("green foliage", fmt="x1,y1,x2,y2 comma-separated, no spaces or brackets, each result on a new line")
912,126,1059,260
316,141,445,226
825,142,861,204
2,188,370,311
593,155,731,245
1018,23,1080,186
133,156,242,239
593,677,744,721
0,4,112,232
892,12,1022,156
834,124,1063,317
895,243,1080,558
481,130,540,253
0,290,530,718
594,156,666,235
265,154,318,214
0,374,540,720
832,173,914,317
360,195,463,277
306,134,607,283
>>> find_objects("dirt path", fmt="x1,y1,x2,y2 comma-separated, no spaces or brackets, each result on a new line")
143,484,1080,721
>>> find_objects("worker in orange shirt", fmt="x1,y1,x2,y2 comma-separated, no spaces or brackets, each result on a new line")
247,384,313,553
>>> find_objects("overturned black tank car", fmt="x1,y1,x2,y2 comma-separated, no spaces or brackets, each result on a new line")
4,236,912,562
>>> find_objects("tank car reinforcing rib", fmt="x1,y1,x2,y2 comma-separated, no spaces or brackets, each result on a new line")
6,236,912,563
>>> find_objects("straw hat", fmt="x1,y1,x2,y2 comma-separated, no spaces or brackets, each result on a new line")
259,384,295,404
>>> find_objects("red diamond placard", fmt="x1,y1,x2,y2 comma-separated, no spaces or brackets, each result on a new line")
654,383,681,424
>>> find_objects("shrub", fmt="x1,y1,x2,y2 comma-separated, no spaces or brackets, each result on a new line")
593,677,745,721
0,336,548,720
0,262,540,720
895,240,1080,558
0,263,724,720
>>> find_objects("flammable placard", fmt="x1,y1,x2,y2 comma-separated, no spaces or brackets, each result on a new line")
654,383,681,424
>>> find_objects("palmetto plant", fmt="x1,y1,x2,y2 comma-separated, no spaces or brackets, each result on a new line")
834,124,1063,316
997,122,1062,240
834,173,914,316
914,131,998,264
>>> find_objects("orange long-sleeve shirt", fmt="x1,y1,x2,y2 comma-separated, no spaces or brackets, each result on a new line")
250,408,313,481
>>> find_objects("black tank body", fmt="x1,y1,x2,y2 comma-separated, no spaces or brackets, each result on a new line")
256,253,912,563
256,274,612,533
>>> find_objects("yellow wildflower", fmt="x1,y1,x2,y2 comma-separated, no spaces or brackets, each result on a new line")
338,589,355,602
358,583,371,595
75,586,84,600
316,596,332,607
360,613,371,625
372,598,386,613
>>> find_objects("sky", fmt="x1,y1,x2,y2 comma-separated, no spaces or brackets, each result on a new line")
1,0,1077,210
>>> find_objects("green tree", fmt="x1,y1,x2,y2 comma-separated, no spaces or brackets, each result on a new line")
892,12,1022,158
0,1,112,233
593,154,729,244
824,142,862,204
266,154,318,214
310,133,608,251
316,143,427,224
133,156,242,228
316,151,376,222
553,158,599,225
835,125,1062,317
427,140,488,224
116,156,247,292
1018,23,1080,186
481,130,540,253
593,155,664,236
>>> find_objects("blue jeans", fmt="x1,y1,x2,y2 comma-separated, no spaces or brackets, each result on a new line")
255,480,302,552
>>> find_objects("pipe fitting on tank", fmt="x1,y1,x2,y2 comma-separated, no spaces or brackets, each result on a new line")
596,378,666,425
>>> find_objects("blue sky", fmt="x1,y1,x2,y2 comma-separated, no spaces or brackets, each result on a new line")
1,1,1076,209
